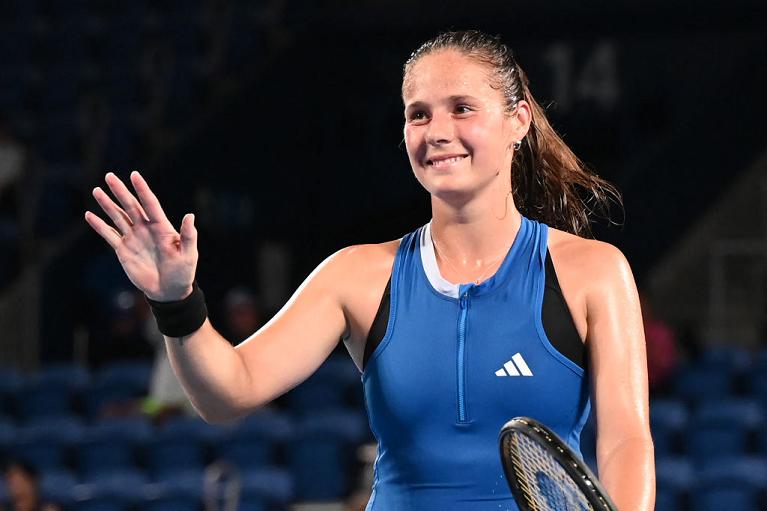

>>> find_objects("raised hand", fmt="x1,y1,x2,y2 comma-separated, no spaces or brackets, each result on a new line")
84,171,198,302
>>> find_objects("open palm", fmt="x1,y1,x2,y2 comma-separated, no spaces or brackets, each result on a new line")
84,171,198,302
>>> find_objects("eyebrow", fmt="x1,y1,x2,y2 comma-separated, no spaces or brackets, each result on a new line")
405,95,480,111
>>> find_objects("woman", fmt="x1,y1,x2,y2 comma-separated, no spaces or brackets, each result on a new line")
85,30,654,510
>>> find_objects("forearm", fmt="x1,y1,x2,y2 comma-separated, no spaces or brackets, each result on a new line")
165,319,256,423
598,436,655,511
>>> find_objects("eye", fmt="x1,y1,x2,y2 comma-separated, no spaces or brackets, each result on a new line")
407,110,429,123
455,105,473,115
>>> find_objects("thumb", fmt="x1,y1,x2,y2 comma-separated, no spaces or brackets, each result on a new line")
180,213,197,253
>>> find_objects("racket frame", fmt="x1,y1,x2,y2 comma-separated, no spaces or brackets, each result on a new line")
499,416,617,511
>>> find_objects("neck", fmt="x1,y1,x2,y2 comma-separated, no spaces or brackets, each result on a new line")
430,184,522,268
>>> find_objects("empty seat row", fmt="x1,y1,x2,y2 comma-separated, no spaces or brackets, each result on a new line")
0,466,292,511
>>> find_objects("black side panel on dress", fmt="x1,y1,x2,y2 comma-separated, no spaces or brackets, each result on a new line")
363,276,391,369
543,249,586,370
362,253,584,371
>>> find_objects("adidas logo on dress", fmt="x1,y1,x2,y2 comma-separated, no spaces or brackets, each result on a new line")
495,353,533,377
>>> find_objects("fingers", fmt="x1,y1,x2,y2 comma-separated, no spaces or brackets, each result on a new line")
104,172,150,224
130,171,171,225
92,187,133,235
180,213,197,254
84,211,122,249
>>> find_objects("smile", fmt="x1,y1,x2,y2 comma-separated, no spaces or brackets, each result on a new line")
427,155,468,167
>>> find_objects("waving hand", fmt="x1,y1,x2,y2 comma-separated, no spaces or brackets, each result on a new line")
85,171,197,302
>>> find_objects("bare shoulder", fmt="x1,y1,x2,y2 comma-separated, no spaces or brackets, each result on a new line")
546,227,636,340
326,239,400,289
324,238,401,366
548,227,632,285
329,239,399,313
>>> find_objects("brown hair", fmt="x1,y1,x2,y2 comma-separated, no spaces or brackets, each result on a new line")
403,30,623,238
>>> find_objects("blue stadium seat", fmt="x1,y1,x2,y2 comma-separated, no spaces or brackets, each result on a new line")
686,399,763,462
285,356,361,414
71,469,147,511
141,469,204,511
746,356,767,406
96,361,153,392
35,363,90,388
143,421,212,479
672,365,734,403
40,469,78,504
650,399,688,455
239,466,293,507
692,457,767,511
10,416,85,471
655,457,693,511
76,418,152,477
0,367,23,416
0,415,16,449
286,409,367,500
215,410,293,471
0,478,8,505
83,361,152,418
698,345,752,373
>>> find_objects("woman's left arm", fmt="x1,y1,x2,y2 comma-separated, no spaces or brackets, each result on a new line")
586,242,655,510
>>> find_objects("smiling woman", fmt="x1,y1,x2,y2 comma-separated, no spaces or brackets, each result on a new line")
85,29,654,511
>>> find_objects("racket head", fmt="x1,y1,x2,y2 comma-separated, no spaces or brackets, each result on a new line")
499,417,617,511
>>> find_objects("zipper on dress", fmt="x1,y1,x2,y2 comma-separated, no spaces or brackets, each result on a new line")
457,289,470,423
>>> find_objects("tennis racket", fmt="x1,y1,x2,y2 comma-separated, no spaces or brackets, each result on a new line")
499,417,617,511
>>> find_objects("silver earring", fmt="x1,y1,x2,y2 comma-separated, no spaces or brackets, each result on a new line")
513,140,522,150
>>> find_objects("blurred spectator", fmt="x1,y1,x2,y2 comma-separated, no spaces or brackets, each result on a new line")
1,460,60,511
640,294,680,394
220,287,265,343
345,490,372,511
88,289,155,368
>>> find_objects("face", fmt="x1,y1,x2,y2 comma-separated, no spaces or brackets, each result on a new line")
403,50,528,201
5,465,36,499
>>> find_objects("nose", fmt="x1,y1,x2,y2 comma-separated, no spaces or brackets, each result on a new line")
425,112,454,146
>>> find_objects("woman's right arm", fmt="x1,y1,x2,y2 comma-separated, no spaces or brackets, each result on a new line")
85,171,352,423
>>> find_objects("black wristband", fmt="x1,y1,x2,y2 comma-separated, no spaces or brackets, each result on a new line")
146,281,208,338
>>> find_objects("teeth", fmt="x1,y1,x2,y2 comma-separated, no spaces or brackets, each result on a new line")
430,156,465,167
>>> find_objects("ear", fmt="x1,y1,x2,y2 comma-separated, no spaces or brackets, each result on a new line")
506,100,532,148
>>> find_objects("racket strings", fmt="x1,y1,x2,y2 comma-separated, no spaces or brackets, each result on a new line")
505,431,593,511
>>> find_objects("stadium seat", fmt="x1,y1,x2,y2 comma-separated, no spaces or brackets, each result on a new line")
73,468,148,511
11,416,85,471
141,469,204,511
239,466,293,505
650,399,688,455
76,418,152,477
284,357,360,413
698,345,752,373
82,361,152,418
215,410,293,471
11,364,88,422
35,363,89,388
0,367,22,416
692,457,767,511
40,469,78,504
672,365,734,403
143,419,214,479
655,457,694,511
286,409,367,500
686,399,763,461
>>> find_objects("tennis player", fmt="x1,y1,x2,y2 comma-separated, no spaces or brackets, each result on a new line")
85,30,654,510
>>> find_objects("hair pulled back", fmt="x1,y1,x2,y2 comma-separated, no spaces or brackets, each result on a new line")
403,30,622,238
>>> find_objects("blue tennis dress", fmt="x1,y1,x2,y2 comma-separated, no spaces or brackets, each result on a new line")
362,215,591,510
